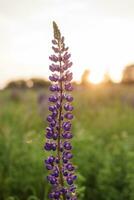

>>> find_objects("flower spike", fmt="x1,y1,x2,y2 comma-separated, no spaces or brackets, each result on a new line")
45,21,77,200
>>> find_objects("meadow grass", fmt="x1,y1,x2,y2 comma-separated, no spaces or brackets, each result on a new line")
0,85,134,200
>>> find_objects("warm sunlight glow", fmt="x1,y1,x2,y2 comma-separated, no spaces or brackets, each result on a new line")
0,1,134,87
89,71,104,84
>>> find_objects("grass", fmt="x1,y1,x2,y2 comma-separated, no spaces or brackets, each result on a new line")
0,84,134,200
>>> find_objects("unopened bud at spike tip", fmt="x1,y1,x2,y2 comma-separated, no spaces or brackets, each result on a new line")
53,21,61,41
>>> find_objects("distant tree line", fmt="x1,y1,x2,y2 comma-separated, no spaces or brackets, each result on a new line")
122,64,134,83
5,78,50,89
5,64,134,89
81,64,134,85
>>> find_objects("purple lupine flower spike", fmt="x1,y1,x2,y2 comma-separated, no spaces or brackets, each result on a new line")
44,21,77,200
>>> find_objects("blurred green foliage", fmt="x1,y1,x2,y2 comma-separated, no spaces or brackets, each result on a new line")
0,85,134,200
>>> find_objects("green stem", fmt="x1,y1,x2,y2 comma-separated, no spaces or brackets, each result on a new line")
57,41,66,200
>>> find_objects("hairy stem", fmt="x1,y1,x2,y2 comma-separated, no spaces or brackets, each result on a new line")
57,41,66,200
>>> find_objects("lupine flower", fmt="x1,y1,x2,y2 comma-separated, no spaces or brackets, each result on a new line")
44,21,77,200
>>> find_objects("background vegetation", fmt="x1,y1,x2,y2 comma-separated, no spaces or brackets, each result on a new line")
0,83,134,200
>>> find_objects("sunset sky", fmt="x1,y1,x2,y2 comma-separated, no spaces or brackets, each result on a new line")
0,0,134,87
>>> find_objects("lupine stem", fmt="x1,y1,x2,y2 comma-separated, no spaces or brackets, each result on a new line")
57,42,66,200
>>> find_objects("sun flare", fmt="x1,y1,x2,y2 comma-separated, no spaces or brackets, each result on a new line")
89,72,104,84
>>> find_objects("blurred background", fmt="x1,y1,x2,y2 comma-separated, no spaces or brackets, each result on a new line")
0,0,134,200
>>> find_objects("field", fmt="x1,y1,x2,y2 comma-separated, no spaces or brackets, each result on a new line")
0,84,134,200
